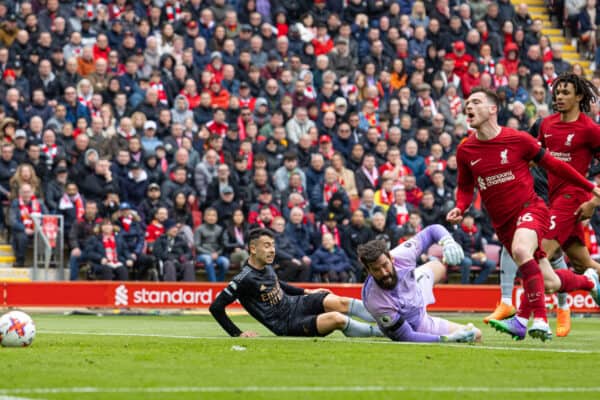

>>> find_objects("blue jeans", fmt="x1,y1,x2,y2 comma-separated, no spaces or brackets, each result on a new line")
197,254,230,282
69,254,85,281
460,256,494,284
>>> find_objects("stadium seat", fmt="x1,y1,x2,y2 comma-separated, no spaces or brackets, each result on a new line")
484,244,502,271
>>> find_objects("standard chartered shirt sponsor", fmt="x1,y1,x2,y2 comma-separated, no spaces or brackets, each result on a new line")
549,151,571,162
478,171,516,190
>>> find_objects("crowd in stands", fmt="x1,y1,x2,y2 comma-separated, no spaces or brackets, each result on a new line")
1,0,600,284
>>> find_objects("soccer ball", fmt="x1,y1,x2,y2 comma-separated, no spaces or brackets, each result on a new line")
0,311,36,347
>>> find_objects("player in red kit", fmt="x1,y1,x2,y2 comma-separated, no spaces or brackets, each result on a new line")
488,74,600,337
447,87,600,341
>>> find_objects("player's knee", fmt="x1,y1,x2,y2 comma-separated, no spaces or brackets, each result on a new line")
338,296,351,311
511,243,532,265
331,312,348,329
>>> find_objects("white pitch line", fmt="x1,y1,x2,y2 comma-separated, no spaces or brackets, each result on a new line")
38,330,592,354
0,396,46,400
2,386,600,395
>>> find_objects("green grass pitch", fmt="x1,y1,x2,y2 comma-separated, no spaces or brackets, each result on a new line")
1,313,600,400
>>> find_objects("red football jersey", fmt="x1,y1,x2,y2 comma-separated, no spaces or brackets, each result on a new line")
456,127,543,229
539,112,600,200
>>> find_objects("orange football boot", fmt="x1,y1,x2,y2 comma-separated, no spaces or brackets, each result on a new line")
556,308,571,337
483,302,516,324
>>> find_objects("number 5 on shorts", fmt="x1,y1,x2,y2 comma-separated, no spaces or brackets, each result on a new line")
517,212,534,226
549,215,556,230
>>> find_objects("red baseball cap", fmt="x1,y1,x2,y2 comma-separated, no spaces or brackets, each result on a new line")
453,41,465,51
319,135,332,144
3,69,15,79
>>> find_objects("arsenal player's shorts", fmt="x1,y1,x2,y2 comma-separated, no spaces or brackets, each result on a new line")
496,197,549,261
546,191,592,248
284,292,329,337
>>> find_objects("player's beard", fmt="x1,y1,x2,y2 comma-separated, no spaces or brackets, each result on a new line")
374,268,398,290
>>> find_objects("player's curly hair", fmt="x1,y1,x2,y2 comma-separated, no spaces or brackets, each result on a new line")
551,73,600,113
357,240,389,269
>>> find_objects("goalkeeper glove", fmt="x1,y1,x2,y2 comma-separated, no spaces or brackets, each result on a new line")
439,236,464,266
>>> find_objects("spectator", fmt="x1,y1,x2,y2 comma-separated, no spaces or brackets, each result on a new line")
114,202,156,279
84,218,129,281
330,152,358,199
120,162,149,209
341,209,374,280
194,207,229,282
311,232,352,283
9,183,48,267
274,151,307,193
153,219,195,282
54,180,84,236
311,166,349,214
453,213,495,284
68,200,100,280
284,206,315,260
271,216,311,282
144,206,169,255
386,187,416,232
358,188,385,221
223,208,250,269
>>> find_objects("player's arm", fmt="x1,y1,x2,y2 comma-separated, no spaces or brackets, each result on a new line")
447,148,474,224
209,283,244,337
280,281,307,295
380,316,441,343
536,150,597,193
391,225,463,267
576,195,600,220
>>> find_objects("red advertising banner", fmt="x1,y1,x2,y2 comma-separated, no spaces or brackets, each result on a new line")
2,282,599,313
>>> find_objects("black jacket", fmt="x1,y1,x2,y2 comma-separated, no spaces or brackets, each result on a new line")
79,173,120,203
153,233,192,262
68,217,100,250
453,226,485,256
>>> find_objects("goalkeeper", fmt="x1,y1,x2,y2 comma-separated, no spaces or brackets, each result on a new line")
359,225,482,343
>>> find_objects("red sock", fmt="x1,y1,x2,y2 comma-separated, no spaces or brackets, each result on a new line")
519,259,547,321
555,269,594,292
516,291,530,320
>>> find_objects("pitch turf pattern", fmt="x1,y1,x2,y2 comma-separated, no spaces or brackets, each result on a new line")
1,315,600,400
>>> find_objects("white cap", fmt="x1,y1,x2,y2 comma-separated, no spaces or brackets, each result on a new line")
144,120,157,130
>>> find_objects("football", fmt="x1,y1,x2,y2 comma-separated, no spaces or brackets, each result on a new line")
0,311,36,347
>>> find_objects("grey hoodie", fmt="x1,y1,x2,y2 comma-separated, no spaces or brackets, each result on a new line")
171,95,194,125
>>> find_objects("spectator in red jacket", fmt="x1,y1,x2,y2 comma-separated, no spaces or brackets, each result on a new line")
312,23,333,56
445,40,473,79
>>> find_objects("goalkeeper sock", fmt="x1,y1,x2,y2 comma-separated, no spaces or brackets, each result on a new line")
342,317,382,337
551,256,569,310
348,299,376,322
500,247,518,305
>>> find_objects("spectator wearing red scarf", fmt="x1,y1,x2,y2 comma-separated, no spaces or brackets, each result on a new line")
452,213,495,285
9,183,48,267
85,218,130,280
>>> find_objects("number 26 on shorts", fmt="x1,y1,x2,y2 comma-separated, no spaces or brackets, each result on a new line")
517,212,534,226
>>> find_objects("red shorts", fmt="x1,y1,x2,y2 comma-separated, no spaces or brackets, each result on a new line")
546,191,592,247
495,198,549,261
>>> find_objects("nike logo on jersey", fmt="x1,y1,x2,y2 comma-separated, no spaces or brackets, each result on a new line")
470,159,482,166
